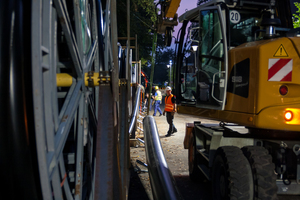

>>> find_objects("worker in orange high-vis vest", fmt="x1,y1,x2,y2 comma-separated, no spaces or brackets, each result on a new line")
163,86,177,137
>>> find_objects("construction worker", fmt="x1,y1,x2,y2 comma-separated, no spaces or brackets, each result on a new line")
153,86,163,116
163,86,177,137
143,93,149,112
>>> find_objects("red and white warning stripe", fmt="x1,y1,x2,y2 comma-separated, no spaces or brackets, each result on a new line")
268,59,293,81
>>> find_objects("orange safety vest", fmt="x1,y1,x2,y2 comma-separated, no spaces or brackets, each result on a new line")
165,94,175,112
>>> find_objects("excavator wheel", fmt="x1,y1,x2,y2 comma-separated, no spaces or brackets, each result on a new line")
242,146,278,200
212,146,253,200
188,132,204,182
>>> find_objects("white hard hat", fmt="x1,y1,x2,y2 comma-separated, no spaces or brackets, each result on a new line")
166,86,172,91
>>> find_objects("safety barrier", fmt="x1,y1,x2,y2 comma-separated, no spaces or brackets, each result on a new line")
129,85,142,135
143,116,182,200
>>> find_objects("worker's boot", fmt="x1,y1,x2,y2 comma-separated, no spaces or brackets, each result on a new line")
165,131,172,137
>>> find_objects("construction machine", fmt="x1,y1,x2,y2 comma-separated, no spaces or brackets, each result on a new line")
173,0,300,198
156,0,181,46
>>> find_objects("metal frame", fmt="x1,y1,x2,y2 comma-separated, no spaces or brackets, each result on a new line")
30,0,113,199
1,0,127,199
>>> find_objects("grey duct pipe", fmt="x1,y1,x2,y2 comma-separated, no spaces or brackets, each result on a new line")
129,85,142,135
143,116,182,200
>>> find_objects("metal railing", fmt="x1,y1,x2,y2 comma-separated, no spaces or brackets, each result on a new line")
129,85,142,135
143,116,182,200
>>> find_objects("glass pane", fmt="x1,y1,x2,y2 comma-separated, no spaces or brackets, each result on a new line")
181,56,197,103
196,9,225,108
200,10,223,58
229,9,261,47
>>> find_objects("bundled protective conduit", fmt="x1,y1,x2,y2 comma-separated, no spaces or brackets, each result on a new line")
143,116,182,200
129,85,142,135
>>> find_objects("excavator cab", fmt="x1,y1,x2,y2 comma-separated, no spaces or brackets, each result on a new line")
176,0,294,112
196,5,228,110
176,0,300,198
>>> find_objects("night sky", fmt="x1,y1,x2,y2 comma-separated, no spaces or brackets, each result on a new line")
177,0,298,16
170,0,299,49
290,0,297,15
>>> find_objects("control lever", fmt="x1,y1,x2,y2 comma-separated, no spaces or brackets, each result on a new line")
277,142,287,180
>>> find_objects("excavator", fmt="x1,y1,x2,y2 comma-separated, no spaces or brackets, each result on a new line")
171,0,300,199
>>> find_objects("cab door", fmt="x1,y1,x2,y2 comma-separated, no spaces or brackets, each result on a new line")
196,5,228,110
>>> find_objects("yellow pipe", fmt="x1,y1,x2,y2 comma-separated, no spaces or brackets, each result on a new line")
56,73,106,87
56,73,73,87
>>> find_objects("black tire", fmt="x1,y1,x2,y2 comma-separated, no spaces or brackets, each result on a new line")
242,146,278,200
0,1,41,199
188,134,204,182
212,146,253,200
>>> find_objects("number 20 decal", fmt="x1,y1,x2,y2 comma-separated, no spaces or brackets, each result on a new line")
230,10,241,24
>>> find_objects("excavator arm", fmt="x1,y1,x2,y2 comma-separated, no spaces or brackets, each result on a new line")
165,0,181,18
156,0,182,46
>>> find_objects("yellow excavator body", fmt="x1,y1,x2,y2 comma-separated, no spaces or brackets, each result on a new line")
178,37,300,132
165,0,181,18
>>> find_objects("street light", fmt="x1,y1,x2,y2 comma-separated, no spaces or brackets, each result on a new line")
169,60,173,87
191,41,198,72
167,64,171,87
191,42,198,52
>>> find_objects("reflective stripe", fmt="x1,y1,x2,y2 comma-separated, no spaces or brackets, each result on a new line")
165,94,174,112
155,91,162,101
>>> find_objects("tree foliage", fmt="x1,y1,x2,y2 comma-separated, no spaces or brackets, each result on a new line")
154,48,175,85
117,0,173,87
116,0,164,64
141,48,175,87
293,2,300,28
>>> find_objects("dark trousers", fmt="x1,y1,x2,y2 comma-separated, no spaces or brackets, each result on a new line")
166,112,176,134
149,99,153,111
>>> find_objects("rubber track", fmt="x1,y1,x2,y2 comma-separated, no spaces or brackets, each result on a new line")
242,146,278,200
213,146,253,200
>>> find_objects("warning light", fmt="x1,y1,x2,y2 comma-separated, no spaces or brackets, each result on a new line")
284,111,293,121
279,85,288,96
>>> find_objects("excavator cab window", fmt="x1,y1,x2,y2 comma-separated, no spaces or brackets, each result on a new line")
180,55,197,103
179,5,228,110
195,5,228,110
229,9,261,47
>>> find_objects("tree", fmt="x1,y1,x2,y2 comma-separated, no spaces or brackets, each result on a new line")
117,0,165,66
153,48,175,86
293,2,300,28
